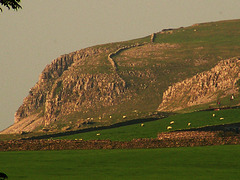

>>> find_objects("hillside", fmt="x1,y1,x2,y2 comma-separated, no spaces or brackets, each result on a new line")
158,57,240,112
2,19,240,134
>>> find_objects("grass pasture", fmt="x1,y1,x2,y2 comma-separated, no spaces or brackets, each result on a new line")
55,108,240,141
108,19,240,120
0,145,240,179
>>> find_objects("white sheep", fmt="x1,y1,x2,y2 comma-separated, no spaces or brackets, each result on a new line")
170,121,174,125
188,123,191,126
141,123,144,127
213,114,216,117
220,117,224,120
167,126,172,130
123,115,127,119
96,133,101,136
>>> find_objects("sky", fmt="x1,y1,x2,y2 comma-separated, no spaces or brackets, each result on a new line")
1,0,240,131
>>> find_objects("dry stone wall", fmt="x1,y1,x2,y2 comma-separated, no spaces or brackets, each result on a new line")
107,42,148,88
1,131,240,151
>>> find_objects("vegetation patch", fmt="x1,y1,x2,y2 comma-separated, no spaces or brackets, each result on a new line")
55,108,240,141
52,81,63,98
1,145,240,179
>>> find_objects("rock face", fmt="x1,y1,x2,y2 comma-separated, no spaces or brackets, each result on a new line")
3,45,131,133
158,57,240,111
14,53,75,124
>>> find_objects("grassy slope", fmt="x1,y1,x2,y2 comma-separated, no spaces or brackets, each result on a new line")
1,145,240,179
112,19,240,114
1,105,239,141
56,108,240,141
155,19,240,58
178,93,240,113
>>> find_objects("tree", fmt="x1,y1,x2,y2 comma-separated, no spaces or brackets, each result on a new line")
0,0,22,11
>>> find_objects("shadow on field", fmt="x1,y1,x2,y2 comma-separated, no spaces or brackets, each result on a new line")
177,123,240,133
180,106,240,134
23,116,165,140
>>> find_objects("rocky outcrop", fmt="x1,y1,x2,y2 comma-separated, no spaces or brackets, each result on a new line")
158,57,240,111
14,53,76,124
6,45,131,133
1,114,44,134
150,33,155,43
3,37,157,134
43,73,127,126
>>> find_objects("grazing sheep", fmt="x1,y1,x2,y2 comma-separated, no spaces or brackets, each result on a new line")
188,123,191,126
167,126,172,130
170,121,174,125
141,123,144,127
123,115,127,119
96,133,101,136
213,114,216,117
0,172,8,180
220,117,224,120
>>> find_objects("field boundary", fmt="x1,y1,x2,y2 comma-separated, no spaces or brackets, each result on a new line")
107,42,148,87
1,130,240,151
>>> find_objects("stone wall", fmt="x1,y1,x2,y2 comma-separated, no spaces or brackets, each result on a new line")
1,130,240,151
107,42,148,89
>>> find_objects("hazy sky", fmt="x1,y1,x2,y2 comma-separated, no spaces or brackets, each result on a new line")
1,0,240,131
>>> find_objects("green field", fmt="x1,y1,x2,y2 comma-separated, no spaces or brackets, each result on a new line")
1,145,240,179
55,108,240,141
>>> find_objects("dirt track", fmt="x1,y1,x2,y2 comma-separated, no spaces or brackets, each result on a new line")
1,131,240,151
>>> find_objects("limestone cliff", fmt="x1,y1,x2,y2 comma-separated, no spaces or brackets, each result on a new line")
3,45,130,133
158,57,240,112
